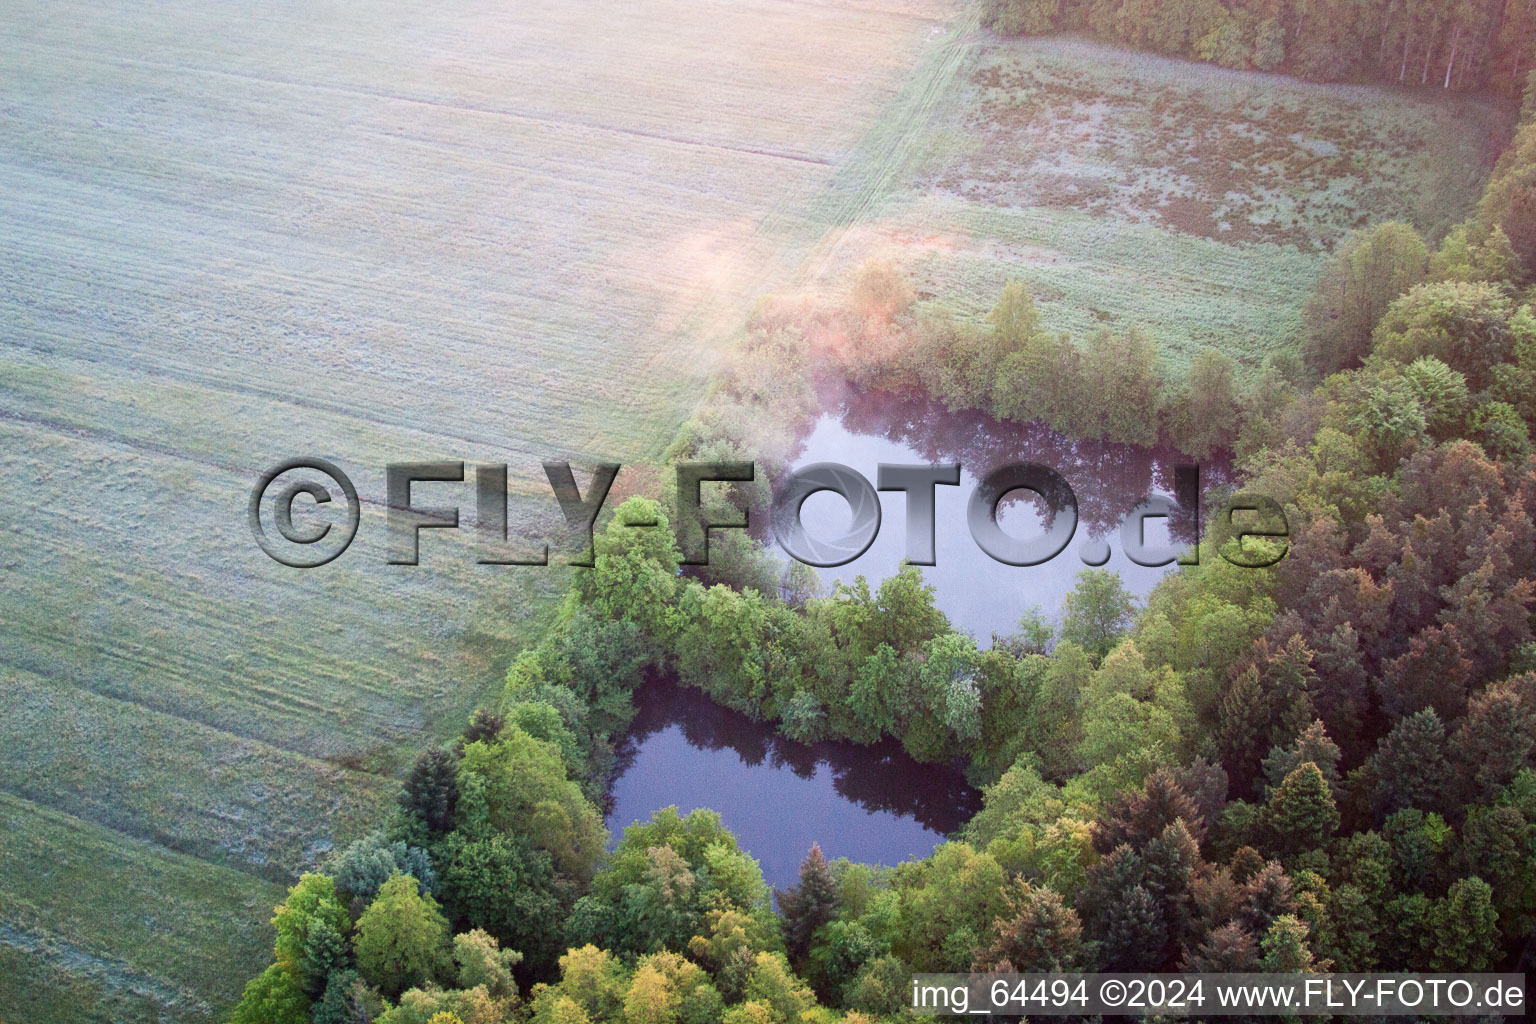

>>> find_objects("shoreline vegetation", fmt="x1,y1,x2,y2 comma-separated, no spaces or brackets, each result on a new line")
224,22,1536,1024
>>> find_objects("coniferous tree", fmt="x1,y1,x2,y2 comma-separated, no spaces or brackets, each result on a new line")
1100,884,1166,971
777,844,837,966
272,874,351,992
1261,720,1341,797
1094,768,1206,853
974,880,1088,971
1371,709,1453,817
299,917,351,999
403,747,460,834
1185,921,1259,971
1264,762,1340,859
1432,877,1501,970
1259,914,1319,973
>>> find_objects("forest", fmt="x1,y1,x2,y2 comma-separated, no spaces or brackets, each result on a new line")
220,19,1536,1024
985,0,1536,93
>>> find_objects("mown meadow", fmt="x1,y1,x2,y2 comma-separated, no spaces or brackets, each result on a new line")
0,0,962,1017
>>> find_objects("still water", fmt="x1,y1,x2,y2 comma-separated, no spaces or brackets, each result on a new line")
608,395,1226,884
790,392,1228,643
606,678,981,889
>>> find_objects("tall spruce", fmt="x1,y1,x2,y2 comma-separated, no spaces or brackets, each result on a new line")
402,746,459,833
777,844,838,966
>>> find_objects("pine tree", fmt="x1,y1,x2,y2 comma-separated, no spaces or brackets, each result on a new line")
1432,877,1501,970
1259,914,1319,973
1219,667,1267,795
312,969,379,1024
1371,709,1452,816
1099,884,1166,971
1326,884,1379,971
777,844,837,966
272,874,351,988
1238,862,1297,936
1094,769,1205,853
1265,763,1340,859
1185,921,1258,971
402,747,459,833
299,917,351,999
1261,720,1341,797
975,880,1087,971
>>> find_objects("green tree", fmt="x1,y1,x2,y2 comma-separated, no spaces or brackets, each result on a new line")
458,726,606,883
453,928,521,998
1475,400,1533,462
311,968,380,1024
1398,356,1470,438
571,497,683,642
1178,348,1242,457
984,0,1062,34
1264,762,1339,859
227,964,310,1024
354,873,450,999
330,831,436,902
401,747,459,834
1303,221,1428,374
1432,877,1501,970
299,917,351,1000
1371,709,1453,817
437,823,566,971
1060,569,1136,663
271,874,351,993
1372,279,1515,388
894,842,1010,971
1259,914,1319,972
989,280,1044,352
1082,328,1162,444
553,945,630,1021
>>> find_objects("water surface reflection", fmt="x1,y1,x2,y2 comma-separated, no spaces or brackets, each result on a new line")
607,678,981,888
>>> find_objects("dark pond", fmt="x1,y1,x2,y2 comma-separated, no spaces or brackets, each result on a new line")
606,677,981,889
608,394,1229,884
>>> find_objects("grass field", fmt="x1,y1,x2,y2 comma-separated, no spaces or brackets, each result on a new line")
0,0,963,1017
801,33,1511,372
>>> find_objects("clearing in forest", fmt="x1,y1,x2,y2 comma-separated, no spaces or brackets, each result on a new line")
804,33,1510,371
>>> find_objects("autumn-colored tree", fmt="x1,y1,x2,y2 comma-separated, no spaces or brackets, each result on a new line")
974,879,1088,971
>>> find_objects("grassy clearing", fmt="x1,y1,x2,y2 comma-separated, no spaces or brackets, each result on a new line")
0,792,285,1023
0,0,962,1016
803,33,1510,372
